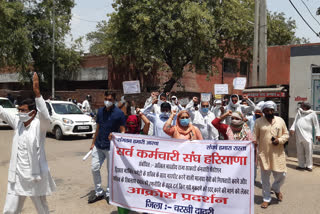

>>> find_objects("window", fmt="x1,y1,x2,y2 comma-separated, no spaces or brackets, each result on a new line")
223,58,237,73
240,61,248,76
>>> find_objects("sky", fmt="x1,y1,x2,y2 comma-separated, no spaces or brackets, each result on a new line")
67,0,320,52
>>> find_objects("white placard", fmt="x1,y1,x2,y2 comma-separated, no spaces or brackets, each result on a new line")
122,80,141,94
109,133,254,214
214,84,229,95
201,93,212,102
233,77,247,90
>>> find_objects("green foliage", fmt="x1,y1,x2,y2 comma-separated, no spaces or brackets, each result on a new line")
268,12,309,45
88,0,306,91
0,0,82,90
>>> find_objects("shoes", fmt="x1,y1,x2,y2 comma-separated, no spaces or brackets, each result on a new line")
296,166,305,170
305,167,313,172
88,194,104,204
275,192,283,201
261,201,270,209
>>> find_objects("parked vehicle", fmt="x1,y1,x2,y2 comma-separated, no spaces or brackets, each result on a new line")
45,100,96,140
0,97,18,127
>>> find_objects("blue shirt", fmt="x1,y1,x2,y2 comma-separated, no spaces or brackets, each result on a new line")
95,105,126,150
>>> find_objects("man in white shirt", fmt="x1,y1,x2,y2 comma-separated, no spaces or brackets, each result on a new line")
1,72,56,214
142,102,173,138
290,102,320,171
170,96,183,112
188,100,219,140
82,95,92,114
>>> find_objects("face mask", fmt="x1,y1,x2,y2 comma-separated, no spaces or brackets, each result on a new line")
104,101,113,108
180,118,190,127
265,113,274,119
18,111,34,123
158,100,164,106
160,112,170,118
255,114,262,119
231,118,244,127
201,108,209,114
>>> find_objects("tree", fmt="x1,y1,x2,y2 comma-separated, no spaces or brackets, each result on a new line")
268,12,309,45
0,0,82,90
88,0,307,92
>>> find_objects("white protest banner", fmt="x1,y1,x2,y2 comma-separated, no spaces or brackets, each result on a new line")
122,80,141,94
201,93,212,102
109,133,254,214
214,84,229,95
233,77,247,90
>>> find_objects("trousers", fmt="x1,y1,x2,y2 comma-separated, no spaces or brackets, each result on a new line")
91,146,110,197
3,193,49,214
296,139,313,168
261,169,286,202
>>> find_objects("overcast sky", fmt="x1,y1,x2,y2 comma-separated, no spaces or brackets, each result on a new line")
66,0,320,52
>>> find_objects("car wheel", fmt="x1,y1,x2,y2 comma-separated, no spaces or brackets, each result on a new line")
54,126,64,140
86,134,93,139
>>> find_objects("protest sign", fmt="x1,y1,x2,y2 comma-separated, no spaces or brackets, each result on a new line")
233,77,247,90
201,93,212,102
214,84,229,95
215,94,222,99
122,80,141,94
109,133,254,214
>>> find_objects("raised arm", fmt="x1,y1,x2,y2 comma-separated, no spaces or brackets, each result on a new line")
241,95,255,114
163,111,176,136
33,72,51,128
137,108,150,135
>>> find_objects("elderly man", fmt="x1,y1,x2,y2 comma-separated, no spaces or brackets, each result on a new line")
254,101,289,209
188,100,219,140
1,73,56,214
290,102,320,171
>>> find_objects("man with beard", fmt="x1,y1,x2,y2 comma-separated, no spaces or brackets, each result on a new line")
290,102,320,171
254,101,289,209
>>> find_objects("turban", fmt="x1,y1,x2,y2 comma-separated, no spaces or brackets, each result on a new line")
262,101,277,111
254,101,265,112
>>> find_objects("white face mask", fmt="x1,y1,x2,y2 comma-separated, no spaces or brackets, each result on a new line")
160,112,170,118
104,100,113,108
18,111,34,123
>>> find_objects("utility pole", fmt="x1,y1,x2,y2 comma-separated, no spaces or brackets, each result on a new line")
252,0,268,86
252,0,259,86
52,0,55,98
259,0,267,85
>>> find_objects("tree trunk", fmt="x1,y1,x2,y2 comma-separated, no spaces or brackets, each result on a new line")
163,77,177,92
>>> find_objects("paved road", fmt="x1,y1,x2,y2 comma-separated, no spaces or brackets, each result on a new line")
0,128,319,214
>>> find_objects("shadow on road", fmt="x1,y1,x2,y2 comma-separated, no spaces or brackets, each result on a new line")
287,163,298,170
46,133,92,141
254,194,279,206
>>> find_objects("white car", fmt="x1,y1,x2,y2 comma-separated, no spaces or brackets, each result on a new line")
0,97,18,127
45,100,96,140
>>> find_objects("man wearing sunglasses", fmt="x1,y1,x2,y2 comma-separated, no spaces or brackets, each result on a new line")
1,72,55,214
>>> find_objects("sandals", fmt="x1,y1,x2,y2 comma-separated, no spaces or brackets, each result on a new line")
275,192,283,201
261,201,270,209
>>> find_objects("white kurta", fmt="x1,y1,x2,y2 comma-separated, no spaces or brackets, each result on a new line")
0,96,56,196
82,99,91,113
290,109,320,142
187,108,219,140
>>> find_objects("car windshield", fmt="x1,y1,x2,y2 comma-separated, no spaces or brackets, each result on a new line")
52,103,83,114
0,99,15,108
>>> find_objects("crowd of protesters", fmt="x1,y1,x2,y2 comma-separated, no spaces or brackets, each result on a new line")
1,83,319,213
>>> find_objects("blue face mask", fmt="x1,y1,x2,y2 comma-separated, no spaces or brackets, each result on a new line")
201,107,209,113
180,118,190,127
